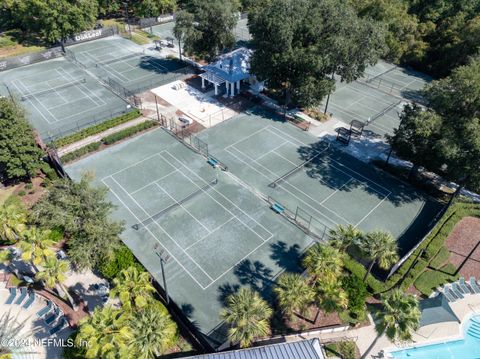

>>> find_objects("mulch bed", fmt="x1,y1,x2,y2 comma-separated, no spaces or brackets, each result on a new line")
14,176,46,208
272,305,342,335
444,216,480,278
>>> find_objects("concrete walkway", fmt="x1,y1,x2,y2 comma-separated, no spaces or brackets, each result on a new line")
57,116,150,156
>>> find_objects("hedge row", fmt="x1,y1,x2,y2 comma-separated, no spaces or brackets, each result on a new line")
53,109,142,147
61,120,158,163
344,200,480,294
102,120,158,145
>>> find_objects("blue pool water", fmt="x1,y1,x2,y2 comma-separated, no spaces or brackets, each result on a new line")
390,314,480,358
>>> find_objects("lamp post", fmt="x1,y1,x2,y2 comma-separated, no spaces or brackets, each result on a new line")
154,244,170,305
123,1,131,37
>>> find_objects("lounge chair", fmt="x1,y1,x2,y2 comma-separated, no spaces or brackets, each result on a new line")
470,277,480,294
14,287,27,305
5,287,17,304
49,317,66,336
36,300,52,317
442,287,457,302
45,307,60,325
22,292,35,309
459,277,472,294
452,283,465,298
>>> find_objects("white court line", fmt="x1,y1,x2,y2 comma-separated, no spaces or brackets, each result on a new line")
102,150,165,180
225,126,277,151
255,142,293,162
267,126,392,194
341,83,399,106
155,182,212,234
161,150,274,241
101,178,209,289
131,169,179,195
109,176,215,282
355,194,390,227
183,217,236,251
320,178,354,204
57,67,106,106
11,79,57,124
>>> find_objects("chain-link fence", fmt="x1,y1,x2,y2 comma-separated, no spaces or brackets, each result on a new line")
63,27,118,46
0,47,64,72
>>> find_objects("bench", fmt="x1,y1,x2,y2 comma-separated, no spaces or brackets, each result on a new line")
271,203,285,214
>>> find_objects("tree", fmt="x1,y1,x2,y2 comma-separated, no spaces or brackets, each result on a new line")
110,267,155,311
317,281,349,313
221,288,272,348
376,289,421,342
31,174,124,270
18,227,56,272
35,257,74,307
131,0,177,18
249,0,385,109
0,202,27,244
0,310,39,358
358,230,399,280
274,273,315,320
328,224,363,252
342,275,368,319
128,302,178,358
175,0,238,60
173,10,199,60
75,306,132,358
303,243,343,284
0,98,43,183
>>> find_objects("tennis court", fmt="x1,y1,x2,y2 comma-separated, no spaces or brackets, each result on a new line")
322,60,431,138
0,57,130,141
234,18,252,44
67,37,193,93
198,107,443,256
65,128,314,347
150,21,175,40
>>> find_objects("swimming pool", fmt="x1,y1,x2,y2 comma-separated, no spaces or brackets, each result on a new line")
389,314,480,358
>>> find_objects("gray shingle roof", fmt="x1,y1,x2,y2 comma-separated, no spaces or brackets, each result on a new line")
187,339,325,359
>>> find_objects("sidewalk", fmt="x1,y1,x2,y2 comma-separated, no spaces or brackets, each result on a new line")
57,116,150,156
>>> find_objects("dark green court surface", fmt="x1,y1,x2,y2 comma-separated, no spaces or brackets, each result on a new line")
0,57,129,141
66,128,315,348
68,37,193,93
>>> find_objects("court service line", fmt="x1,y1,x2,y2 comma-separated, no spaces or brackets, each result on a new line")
161,151,274,240
155,183,212,234
57,67,106,106
320,178,354,205
44,80,68,104
11,79,57,124
101,149,165,180
101,178,209,289
224,126,281,151
355,194,390,227
109,176,215,283
130,169,179,195
267,126,392,195
183,217,236,251
255,142,294,162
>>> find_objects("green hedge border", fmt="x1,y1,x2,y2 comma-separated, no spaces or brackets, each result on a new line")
344,200,480,294
61,120,158,163
52,109,142,148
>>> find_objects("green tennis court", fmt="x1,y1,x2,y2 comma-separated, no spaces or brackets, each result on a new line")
0,57,130,141
65,127,315,347
150,22,175,40
198,107,443,256
321,60,431,138
68,37,193,93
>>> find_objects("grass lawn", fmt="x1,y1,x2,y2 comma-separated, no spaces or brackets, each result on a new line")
0,186,16,205
324,341,359,359
414,263,458,296
0,30,46,58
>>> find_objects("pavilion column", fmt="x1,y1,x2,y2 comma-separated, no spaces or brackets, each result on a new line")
201,77,205,89
230,82,235,97
236,81,240,90
214,84,218,95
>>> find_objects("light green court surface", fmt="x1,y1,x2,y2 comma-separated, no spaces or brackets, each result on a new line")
0,57,129,141
66,109,442,347
68,37,193,93
321,60,432,138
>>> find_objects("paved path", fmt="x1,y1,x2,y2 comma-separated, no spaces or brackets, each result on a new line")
57,116,150,156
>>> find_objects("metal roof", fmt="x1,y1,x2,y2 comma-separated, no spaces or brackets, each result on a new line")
187,339,325,359
202,47,252,83
419,294,460,327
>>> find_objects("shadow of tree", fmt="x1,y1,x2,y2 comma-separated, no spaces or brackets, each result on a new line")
269,241,302,273
233,260,274,298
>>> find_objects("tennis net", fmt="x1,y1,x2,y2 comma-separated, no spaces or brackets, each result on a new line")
269,154,320,188
97,52,140,67
368,100,402,123
21,78,86,101
132,179,218,230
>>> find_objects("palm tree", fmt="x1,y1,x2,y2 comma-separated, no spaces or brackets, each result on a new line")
274,273,315,320
18,228,55,272
376,289,421,342
35,257,74,308
221,288,273,348
329,224,363,252
359,230,399,280
0,203,26,244
76,306,132,358
317,281,349,313
128,302,178,358
0,310,39,358
303,243,343,285
110,266,155,311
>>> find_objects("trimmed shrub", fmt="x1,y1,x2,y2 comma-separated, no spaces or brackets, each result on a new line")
101,120,157,145
98,244,145,280
52,109,141,147
60,142,102,163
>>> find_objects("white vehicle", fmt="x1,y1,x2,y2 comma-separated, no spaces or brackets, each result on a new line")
178,116,193,127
